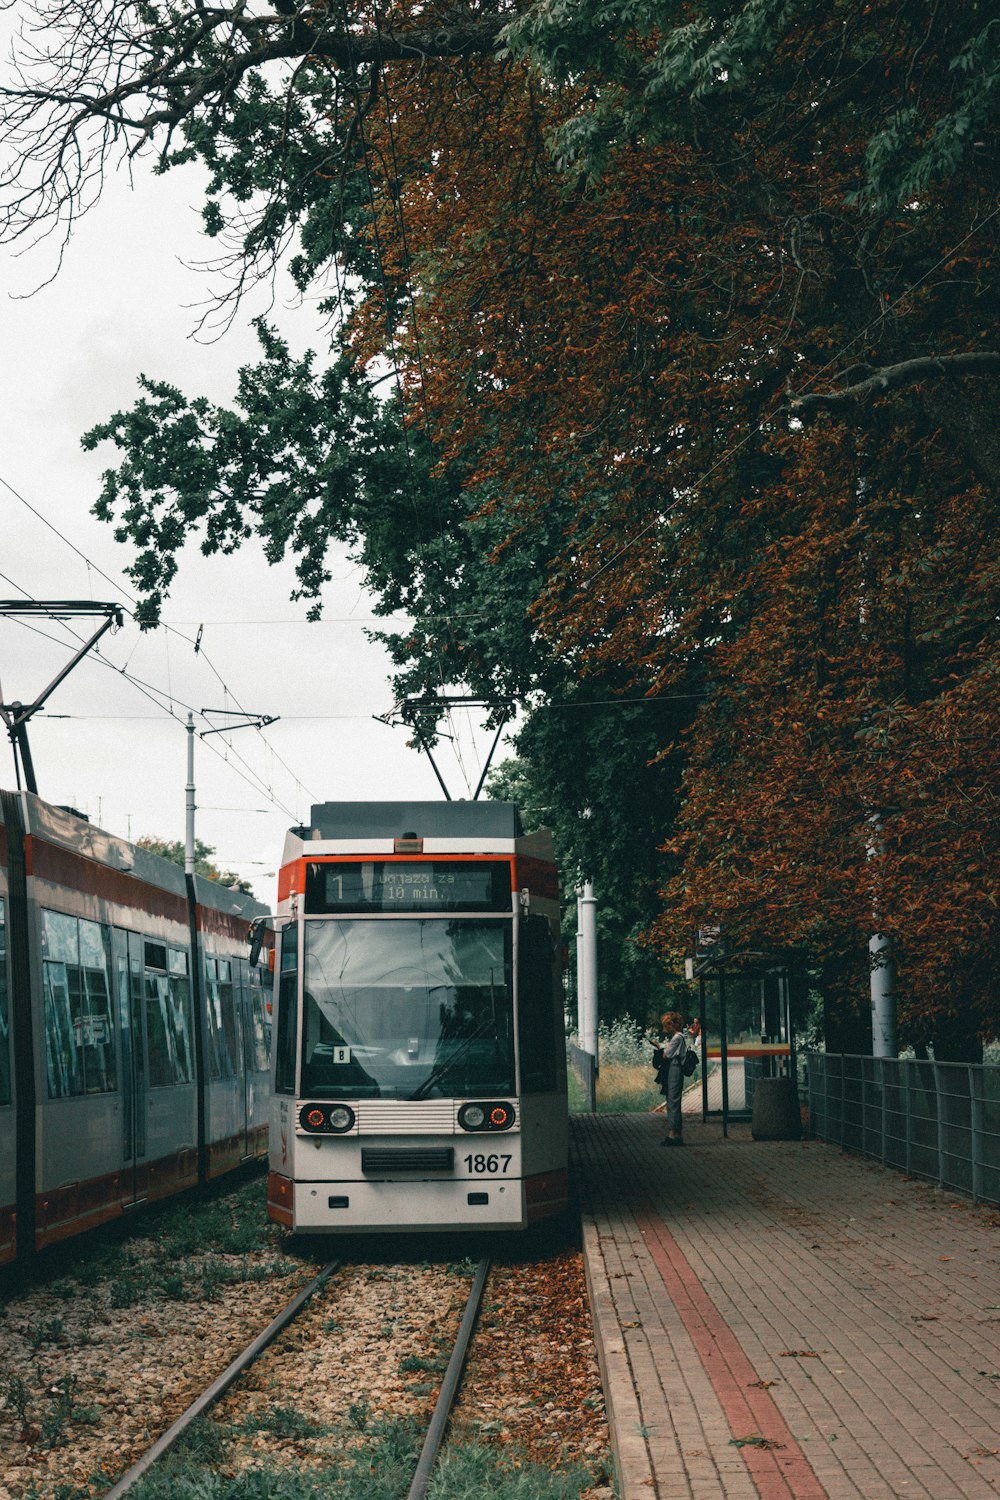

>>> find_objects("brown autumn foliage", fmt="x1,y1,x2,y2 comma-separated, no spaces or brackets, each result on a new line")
338,13,1000,1050
18,0,993,1048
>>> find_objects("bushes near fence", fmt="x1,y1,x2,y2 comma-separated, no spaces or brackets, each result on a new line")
567,1019,662,1113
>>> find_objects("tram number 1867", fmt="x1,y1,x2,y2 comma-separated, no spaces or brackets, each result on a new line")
463,1153,512,1174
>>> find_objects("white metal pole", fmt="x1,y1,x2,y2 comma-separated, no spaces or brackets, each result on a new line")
580,880,598,1060
185,713,196,878
866,811,897,1058
576,892,586,1042
869,933,897,1058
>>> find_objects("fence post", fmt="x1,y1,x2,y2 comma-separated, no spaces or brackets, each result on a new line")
840,1056,847,1150
904,1058,912,1176
879,1058,888,1166
933,1062,946,1189
970,1064,983,1204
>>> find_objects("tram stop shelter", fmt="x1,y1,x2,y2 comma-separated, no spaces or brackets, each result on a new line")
685,942,804,1138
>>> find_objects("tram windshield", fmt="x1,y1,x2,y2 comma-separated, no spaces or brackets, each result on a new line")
300,918,514,1099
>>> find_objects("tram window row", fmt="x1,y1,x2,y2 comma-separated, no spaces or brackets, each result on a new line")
1,788,272,1262
0,895,9,1107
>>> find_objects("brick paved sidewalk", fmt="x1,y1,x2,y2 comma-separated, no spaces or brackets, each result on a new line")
573,1113,1000,1500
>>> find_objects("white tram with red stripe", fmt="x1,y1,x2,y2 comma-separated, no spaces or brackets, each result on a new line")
267,802,569,1234
0,788,271,1262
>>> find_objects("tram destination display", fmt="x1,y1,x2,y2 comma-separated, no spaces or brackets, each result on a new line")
304,860,511,913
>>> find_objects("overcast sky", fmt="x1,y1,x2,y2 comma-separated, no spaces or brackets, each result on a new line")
0,147,505,901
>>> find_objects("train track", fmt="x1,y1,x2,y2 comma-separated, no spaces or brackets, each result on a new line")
101,1257,491,1500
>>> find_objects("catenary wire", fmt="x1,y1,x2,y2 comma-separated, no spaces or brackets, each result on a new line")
0,469,317,807
0,570,297,817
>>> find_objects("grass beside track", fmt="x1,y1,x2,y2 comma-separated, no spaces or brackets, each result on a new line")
109,1415,598,1500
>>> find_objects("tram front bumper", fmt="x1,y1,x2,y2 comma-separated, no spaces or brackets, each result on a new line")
291,1176,527,1232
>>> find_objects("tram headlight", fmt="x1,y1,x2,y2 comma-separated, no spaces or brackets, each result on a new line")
299,1103,355,1134
458,1101,514,1132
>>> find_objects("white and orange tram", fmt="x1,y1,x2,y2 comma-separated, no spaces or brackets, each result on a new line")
266,801,569,1234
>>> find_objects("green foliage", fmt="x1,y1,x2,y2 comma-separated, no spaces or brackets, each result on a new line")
589,1017,652,1068
427,1443,599,1499
108,1279,141,1309
84,324,443,628
26,1316,66,1348
487,710,688,1028
398,1354,445,1375
506,0,1000,210
237,1405,326,1439
135,835,252,892
122,1425,596,1500
856,21,1000,207
346,1397,371,1432
37,1378,102,1450
1,1373,33,1427
567,1023,662,1112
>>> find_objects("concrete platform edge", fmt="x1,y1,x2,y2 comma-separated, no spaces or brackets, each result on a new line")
581,1216,655,1500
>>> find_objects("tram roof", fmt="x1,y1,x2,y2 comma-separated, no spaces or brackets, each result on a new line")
305,801,524,840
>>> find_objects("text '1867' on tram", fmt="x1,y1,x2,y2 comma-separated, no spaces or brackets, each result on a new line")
266,801,569,1233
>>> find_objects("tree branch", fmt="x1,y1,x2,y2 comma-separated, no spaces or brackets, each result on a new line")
0,0,513,247
789,352,1000,416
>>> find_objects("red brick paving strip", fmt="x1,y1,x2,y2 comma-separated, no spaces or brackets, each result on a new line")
636,1205,829,1499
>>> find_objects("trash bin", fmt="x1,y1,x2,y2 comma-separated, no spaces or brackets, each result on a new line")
751,1076,801,1141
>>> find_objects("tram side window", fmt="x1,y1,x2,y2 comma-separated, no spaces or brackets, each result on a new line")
205,956,239,1079
517,916,559,1094
41,910,118,1098
249,965,271,1071
274,927,298,1095
0,896,10,1107
144,944,194,1087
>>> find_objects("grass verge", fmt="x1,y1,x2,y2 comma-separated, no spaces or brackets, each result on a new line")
108,1415,601,1500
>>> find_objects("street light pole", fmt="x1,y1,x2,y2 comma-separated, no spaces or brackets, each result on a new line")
185,713,197,877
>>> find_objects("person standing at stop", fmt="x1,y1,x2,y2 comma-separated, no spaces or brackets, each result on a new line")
653,1011,687,1146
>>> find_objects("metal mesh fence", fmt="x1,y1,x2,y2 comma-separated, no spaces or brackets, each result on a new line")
568,1043,597,1112
804,1053,1000,1206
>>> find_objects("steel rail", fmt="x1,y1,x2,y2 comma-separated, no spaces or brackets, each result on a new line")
406,1256,490,1500
101,1260,340,1499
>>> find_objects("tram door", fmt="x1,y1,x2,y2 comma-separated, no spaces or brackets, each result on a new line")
112,928,149,1206
207,957,253,1163
238,962,255,1159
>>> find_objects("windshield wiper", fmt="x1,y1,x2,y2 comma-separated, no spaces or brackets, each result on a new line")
406,1018,494,1101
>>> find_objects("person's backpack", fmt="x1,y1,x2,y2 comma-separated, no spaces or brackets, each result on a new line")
682,1048,699,1077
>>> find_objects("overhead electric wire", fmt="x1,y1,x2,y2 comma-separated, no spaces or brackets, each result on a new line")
0,569,297,818
0,468,309,794
0,567,290,812
2,607,294,818
0,469,315,809
0,473,136,603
